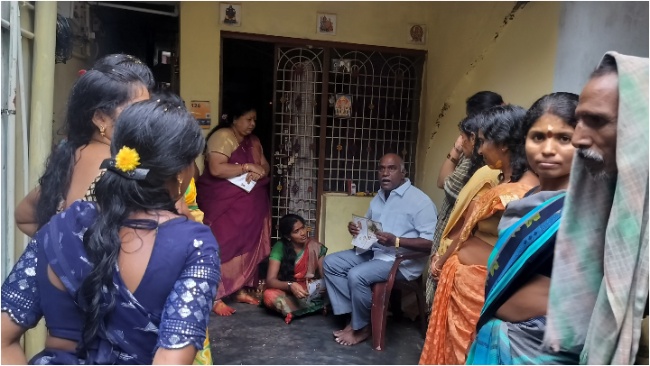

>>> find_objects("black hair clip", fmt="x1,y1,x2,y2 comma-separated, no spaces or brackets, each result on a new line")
100,158,150,181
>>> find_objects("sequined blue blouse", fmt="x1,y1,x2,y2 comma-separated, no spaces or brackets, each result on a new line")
1,201,221,364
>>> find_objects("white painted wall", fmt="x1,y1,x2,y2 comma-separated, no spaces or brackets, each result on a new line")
553,1,649,94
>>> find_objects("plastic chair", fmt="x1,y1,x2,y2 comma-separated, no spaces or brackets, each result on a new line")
370,251,429,351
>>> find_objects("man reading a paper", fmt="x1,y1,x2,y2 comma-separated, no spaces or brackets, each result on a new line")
324,153,438,346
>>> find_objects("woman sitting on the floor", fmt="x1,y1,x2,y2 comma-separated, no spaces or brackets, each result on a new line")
263,214,328,324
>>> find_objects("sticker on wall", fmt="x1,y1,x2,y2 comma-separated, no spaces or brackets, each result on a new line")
331,58,352,73
407,24,426,44
316,13,337,35
190,101,212,129
334,94,352,118
220,3,241,26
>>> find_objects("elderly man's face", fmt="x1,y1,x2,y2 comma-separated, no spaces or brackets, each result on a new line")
573,73,619,178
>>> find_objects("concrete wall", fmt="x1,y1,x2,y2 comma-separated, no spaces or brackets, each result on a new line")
52,57,92,145
179,1,433,133
553,1,649,94
418,1,561,205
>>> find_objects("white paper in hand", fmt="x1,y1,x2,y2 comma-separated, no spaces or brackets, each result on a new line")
227,173,257,192
351,214,383,250
306,279,324,303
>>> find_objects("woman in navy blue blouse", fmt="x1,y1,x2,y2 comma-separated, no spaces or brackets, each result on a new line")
1,98,220,364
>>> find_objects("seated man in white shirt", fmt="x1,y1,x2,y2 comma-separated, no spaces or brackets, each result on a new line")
324,153,438,346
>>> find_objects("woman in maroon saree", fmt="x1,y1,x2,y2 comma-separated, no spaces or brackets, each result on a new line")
196,102,271,316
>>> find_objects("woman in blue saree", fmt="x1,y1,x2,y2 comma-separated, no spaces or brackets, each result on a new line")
467,93,579,364
1,99,220,364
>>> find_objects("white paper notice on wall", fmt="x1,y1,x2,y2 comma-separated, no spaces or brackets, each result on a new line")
227,173,256,193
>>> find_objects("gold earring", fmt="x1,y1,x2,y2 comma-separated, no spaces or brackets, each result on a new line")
177,176,183,197
99,125,106,137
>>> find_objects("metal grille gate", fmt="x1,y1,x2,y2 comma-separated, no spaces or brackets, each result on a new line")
271,45,424,241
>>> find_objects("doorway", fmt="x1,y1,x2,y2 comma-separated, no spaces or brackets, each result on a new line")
220,38,275,167
220,33,425,243
91,2,180,92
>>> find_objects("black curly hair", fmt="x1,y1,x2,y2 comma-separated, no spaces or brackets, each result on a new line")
458,113,487,184
479,105,529,182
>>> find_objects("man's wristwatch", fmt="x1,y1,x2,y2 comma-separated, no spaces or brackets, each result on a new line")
395,237,400,249
287,281,293,290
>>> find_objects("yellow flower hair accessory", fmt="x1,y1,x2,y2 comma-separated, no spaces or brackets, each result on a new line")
114,146,140,172
100,146,150,181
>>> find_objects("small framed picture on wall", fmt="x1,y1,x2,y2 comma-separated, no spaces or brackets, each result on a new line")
220,3,242,26
316,13,337,35
407,24,426,44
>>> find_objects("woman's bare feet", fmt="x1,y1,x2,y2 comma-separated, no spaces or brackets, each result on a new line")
284,313,293,324
212,300,236,316
335,326,370,346
235,289,260,305
332,323,352,338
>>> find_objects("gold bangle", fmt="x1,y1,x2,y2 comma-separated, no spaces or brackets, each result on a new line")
395,237,400,248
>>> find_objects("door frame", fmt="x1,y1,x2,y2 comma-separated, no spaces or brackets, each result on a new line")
219,31,426,240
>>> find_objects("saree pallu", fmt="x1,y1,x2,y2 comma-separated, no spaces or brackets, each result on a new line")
466,192,568,365
196,134,271,299
263,240,327,317
420,254,486,365
425,166,500,308
466,317,576,365
435,166,500,256
185,178,205,224
480,192,566,330
421,182,533,364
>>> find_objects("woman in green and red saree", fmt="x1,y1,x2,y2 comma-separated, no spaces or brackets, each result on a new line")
263,214,328,324
466,92,579,364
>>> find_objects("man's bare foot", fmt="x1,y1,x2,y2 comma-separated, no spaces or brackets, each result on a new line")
212,300,236,316
284,313,293,324
333,323,352,338
335,326,370,346
235,290,260,305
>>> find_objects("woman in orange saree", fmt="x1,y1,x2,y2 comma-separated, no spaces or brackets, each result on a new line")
196,102,271,316
263,214,328,324
420,105,539,365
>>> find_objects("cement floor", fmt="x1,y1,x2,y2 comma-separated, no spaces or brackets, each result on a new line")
208,302,425,364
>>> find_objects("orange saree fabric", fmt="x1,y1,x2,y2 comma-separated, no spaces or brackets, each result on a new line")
420,254,487,365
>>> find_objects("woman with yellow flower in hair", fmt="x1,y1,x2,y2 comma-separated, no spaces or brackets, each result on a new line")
1,99,219,365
